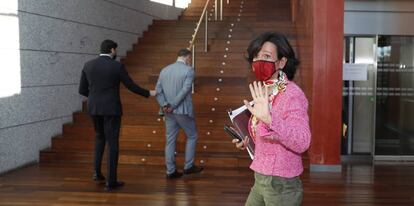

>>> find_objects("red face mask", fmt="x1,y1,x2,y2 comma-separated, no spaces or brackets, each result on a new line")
252,60,276,81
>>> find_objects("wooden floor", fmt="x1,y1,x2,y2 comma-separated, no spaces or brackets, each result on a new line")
1,162,414,205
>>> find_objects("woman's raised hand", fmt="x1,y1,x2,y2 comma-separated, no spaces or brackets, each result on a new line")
244,81,271,124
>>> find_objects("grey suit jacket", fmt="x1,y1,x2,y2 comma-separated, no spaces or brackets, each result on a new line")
156,61,194,117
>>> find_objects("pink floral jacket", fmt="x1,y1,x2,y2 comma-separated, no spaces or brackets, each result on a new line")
248,81,311,178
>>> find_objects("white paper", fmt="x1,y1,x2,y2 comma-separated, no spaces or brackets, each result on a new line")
343,63,369,81
228,101,253,121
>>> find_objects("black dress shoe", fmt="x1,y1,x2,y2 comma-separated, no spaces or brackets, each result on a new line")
183,165,204,175
166,170,183,179
93,173,105,182
105,181,125,192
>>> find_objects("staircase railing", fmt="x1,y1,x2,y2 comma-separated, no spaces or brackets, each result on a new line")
188,0,210,53
188,0,228,53
188,0,228,92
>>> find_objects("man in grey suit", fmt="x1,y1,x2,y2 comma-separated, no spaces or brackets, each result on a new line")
156,49,203,179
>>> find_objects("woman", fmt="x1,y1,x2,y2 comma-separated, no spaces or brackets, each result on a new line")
232,32,311,206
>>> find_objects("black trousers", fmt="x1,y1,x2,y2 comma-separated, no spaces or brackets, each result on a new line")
91,115,121,185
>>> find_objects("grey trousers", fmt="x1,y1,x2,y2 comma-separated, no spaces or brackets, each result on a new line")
164,113,198,174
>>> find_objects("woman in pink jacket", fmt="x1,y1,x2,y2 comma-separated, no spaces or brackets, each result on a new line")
233,32,311,206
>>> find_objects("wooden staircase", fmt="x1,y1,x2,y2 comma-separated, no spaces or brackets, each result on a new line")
40,0,308,169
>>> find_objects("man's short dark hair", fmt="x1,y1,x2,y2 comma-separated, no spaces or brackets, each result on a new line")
177,49,192,57
100,39,118,54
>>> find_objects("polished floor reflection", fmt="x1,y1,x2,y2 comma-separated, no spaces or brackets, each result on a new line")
0,162,414,205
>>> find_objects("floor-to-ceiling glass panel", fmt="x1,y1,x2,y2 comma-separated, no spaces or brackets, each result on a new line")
375,36,414,155
342,36,376,155
352,37,376,154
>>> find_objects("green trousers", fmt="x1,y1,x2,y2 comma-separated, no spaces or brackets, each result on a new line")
245,172,303,206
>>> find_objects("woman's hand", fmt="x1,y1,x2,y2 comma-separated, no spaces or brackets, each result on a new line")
232,138,249,150
244,81,271,124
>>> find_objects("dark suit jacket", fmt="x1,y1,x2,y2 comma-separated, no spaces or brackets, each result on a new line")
79,56,149,116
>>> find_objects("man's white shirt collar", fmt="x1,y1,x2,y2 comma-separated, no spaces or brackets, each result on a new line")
177,58,186,64
100,54,112,57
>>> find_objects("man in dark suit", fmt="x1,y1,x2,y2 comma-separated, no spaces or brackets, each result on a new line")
79,39,155,191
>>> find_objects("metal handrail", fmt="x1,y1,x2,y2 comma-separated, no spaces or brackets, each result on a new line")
188,0,211,51
188,0,227,51
187,0,228,93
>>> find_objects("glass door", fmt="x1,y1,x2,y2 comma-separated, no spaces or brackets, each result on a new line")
343,35,414,160
374,36,414,159
342,36,377,155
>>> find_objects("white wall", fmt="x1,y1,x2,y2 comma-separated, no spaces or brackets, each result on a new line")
0,0,182,174
345,0,414,35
